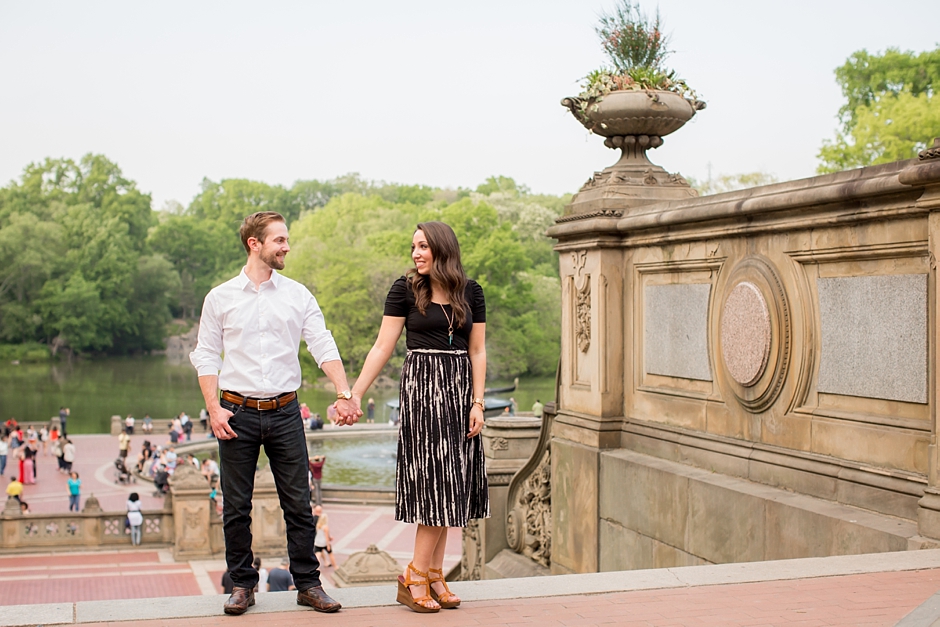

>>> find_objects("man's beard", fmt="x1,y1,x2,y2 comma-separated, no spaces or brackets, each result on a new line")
261,248,285,270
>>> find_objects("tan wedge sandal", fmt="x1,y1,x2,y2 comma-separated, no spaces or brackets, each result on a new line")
396,562,441,613
428,567,461,608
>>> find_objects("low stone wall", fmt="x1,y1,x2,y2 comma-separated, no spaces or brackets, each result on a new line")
0,499,173,550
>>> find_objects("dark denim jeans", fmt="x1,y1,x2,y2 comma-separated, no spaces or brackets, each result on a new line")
218,396,320,591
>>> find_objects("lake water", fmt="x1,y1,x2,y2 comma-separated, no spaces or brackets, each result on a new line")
0,355,555,433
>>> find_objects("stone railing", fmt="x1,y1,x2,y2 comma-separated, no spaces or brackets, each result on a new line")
545,138,940,574
0,494,172,549
459,402,555,580
0,464,273,558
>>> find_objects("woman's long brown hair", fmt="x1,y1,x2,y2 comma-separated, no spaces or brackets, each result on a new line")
407,221,469,327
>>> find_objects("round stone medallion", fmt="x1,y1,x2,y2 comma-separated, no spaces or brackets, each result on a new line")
721,282,771,387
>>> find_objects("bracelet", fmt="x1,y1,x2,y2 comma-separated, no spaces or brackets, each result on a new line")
472,398,485,410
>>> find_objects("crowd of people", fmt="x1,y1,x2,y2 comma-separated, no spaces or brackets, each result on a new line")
2,416,77,513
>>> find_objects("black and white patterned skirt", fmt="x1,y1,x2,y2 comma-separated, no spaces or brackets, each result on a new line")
395,348,489,527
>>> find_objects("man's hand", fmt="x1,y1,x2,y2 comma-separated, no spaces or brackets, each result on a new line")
332,398,362,426
209,405,237,440
468,405,484,438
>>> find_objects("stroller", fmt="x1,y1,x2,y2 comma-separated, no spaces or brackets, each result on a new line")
114,457,135,484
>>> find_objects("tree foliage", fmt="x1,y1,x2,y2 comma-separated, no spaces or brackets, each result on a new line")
0,154,174,354
0,158,565,377
818,46,940,173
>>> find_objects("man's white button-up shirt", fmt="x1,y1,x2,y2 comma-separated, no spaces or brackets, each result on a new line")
189,268,341,398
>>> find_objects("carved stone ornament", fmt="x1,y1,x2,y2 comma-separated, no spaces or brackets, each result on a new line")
506,451,552,569
170,463,210,490
919,138,940,161
333,544,402,587
716,257,791,413
459,519,483,581
555,209,623,224
491,437,509,451
572,251,591,353
576,284,592,353
3,497,22,516
505,403,555,571
82,494,102,513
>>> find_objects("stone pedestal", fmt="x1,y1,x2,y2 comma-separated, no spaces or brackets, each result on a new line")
459,415,541,580
169,465,212,559
333,544,401,587
251,465,287,556
110,415,124,436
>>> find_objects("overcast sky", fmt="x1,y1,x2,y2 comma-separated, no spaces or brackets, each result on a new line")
1,1,938,210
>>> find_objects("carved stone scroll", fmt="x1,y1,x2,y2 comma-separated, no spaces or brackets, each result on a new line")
505,402,556,570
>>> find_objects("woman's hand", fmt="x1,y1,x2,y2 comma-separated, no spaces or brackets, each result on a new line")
467,404,484,438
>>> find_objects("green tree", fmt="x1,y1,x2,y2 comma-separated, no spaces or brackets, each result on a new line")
818,46,940,172
475,175,530,197
0,154,177,355
148,215,225,317
118,255,181,352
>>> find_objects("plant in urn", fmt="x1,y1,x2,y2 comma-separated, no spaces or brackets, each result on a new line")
561,1,706,216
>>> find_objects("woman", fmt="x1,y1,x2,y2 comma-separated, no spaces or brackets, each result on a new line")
126,492,143,545
352,221,488,613
22,446,35,485
67,471,81,512
62,439,75,473
0,433,8,477
313,505,337,569
39,426,49,456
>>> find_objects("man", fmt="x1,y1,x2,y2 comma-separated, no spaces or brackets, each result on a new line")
58,408,68,437
191,211,361,616
531,399,544,417
7,476,23,502
125,414,135,435
308,455,325,506
181,412,192,441
267,558,294,592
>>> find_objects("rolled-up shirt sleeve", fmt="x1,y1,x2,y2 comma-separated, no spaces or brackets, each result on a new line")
190,293,225,376
302,292,341,367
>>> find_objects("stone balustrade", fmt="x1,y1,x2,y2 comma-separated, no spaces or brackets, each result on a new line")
0,494,173,549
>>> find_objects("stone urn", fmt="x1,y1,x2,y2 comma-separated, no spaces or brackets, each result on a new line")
560,89,706,217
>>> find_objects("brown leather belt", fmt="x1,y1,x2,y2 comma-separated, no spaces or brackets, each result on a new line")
220,390,297,411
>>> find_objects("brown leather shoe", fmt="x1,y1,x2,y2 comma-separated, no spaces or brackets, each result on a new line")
297,585,341,612
223,587,255,615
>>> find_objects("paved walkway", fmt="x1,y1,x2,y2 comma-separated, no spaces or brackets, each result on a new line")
12,434,166,514
68,570,940,627
5,551,940,627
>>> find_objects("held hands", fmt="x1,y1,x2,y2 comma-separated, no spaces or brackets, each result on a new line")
467,404,484,438
332,398,362,426
209,405,237,440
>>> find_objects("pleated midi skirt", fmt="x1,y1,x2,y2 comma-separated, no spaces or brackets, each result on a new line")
396,349,489,527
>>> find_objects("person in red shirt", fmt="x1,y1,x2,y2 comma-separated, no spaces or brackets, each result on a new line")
308,455,325,506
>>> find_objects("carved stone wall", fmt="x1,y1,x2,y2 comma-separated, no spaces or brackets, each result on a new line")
548,147,940,574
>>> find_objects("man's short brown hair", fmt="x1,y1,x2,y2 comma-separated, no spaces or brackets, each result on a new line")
239,211,285,254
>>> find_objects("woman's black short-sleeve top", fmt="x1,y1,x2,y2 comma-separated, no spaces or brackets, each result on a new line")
383,276,486,350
